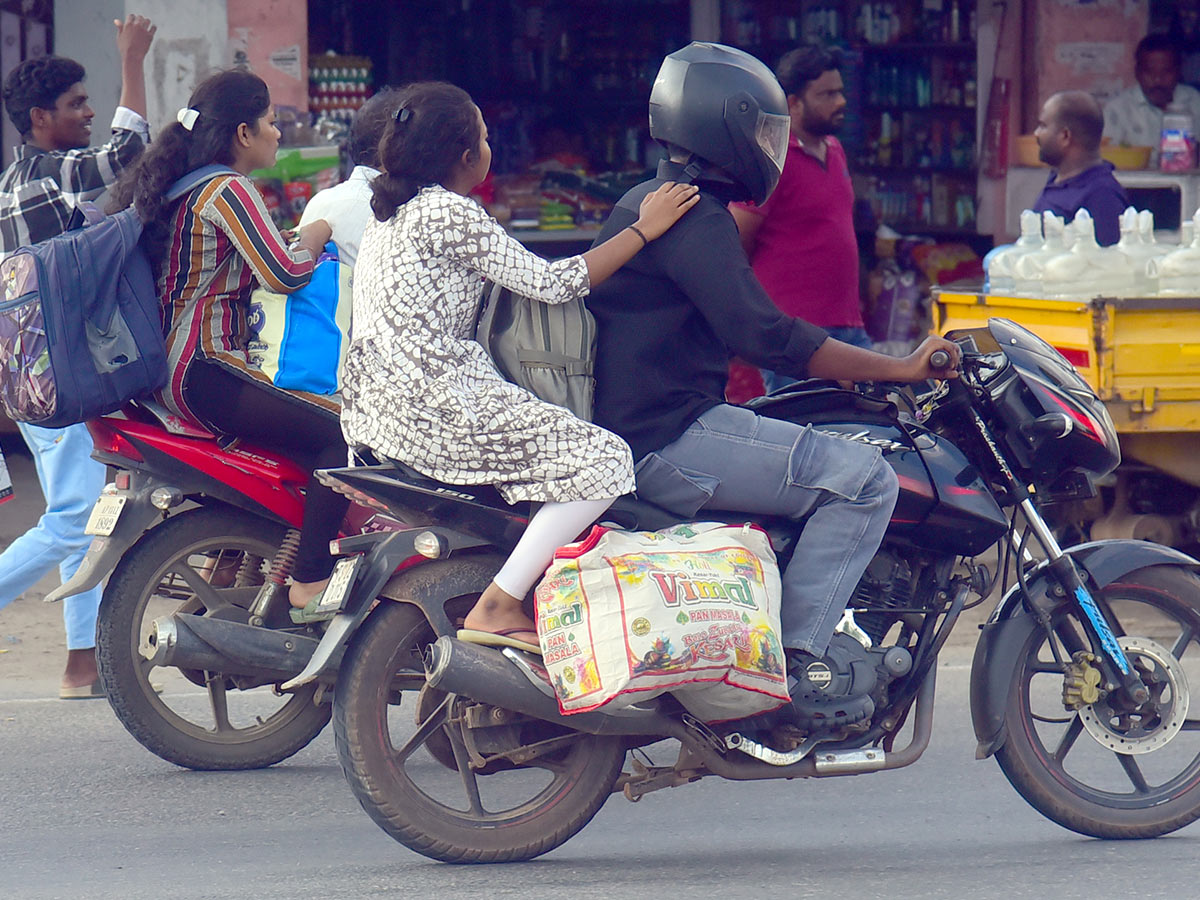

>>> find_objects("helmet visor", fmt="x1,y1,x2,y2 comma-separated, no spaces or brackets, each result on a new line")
755,111,790,175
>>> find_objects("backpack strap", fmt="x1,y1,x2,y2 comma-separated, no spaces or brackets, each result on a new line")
165,164,239,203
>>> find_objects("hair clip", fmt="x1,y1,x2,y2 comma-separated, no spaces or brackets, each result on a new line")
395,107,412,123
176,107,200,131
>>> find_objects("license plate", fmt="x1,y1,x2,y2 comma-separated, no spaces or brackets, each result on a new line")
85,495,128,536
316,556,363,615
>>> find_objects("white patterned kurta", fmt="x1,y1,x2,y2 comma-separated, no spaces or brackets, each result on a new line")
342,185,634,503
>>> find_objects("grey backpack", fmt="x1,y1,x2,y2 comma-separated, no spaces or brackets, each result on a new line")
475,280,596,420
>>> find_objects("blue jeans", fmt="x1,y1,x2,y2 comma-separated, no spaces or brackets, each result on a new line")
0,422,106,649
762,325,874,394
633,404,898,656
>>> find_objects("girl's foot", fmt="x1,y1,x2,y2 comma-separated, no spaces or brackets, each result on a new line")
460,583,538,648
289,578,329,610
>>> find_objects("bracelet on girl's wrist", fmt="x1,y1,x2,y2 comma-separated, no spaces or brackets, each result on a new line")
627,224,648,248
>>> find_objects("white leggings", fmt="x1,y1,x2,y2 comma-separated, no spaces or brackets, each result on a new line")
492,498,615,598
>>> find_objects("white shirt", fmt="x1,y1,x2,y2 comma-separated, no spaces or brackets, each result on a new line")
297,164,378,268
1103,83,1200,166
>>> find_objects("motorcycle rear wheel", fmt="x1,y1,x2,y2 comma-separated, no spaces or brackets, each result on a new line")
334,578,626,864
996,565,1200,838
96,506,331,770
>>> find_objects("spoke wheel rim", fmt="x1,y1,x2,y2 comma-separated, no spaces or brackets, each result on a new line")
376,625,604,828
1015,587,1200,810
125,531,320,745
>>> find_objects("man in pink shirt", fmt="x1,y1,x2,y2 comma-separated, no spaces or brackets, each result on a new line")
730,44,868,392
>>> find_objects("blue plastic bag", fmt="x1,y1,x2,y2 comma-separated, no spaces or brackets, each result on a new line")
247,243,351,394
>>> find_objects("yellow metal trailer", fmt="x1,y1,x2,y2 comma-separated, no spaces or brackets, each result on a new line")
933,285,1200,545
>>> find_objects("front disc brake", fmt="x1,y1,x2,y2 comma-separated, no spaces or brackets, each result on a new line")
1077,635,1190,755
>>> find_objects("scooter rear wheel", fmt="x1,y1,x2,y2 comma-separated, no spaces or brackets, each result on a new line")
333,573,626,864
96,506,331,770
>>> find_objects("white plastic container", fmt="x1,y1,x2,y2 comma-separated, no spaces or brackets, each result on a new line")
1041,209,1135,299
986,209,1043,295
1115,207,1161,296
1152,210,1200,296
1013,212,1069,296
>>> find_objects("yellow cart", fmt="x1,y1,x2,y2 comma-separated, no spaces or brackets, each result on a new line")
933,285,1200,546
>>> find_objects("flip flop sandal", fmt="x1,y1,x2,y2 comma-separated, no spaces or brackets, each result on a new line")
290,590,336,625
59,679,104,700
457,628,542,655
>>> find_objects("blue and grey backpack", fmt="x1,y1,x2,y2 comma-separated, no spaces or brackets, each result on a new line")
0,164,233,428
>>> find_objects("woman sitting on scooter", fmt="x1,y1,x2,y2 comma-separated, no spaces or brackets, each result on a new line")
343,81,699,652
109,70,346,615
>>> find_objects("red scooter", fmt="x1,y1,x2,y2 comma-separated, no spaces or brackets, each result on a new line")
50,399,411,770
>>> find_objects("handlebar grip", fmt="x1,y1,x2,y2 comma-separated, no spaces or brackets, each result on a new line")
929,349,952,370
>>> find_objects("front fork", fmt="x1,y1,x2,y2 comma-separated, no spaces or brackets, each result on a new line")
1018,497,1148,705
963,401,1148,705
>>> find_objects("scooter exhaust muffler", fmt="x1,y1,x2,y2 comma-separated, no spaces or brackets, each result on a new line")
425,636,681,738
144,614,322,683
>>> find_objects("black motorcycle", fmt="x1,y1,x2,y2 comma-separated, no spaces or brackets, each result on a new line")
272,317,1200,863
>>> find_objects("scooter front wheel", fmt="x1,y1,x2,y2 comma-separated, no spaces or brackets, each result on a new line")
333,572,626,864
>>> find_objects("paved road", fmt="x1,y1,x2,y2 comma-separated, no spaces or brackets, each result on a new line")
6,649,1200,900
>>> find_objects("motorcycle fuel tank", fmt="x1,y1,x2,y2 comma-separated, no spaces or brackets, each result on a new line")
812,421,1007,557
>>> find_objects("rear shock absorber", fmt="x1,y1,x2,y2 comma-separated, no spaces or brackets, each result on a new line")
248,529,301,624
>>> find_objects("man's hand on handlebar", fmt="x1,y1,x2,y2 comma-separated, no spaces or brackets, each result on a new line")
901,336,961,381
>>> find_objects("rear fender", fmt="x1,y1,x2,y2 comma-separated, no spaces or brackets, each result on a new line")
43,484,164,603
280,529,496,690
970,538,1200,759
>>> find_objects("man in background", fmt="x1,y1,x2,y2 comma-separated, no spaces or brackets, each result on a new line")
0,15,154,698
729,44,869,393
1104,34,1200,167
297,87,400,268
1033,90,1129,247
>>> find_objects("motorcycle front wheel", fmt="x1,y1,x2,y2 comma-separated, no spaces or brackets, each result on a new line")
333,563,627,864
95,505,331,770
997,564,1200,838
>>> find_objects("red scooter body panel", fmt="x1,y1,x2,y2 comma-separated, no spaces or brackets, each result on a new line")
96,416,309,527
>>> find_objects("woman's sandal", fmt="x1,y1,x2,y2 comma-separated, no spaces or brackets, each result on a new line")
457,628,542,655
289,589,336,624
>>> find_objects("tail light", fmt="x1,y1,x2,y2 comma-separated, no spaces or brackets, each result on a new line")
86,419,143,462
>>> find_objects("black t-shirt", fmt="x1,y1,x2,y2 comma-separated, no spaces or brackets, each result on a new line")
587,161,829,462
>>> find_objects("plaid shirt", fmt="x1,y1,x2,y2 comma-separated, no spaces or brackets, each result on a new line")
0,107,148,254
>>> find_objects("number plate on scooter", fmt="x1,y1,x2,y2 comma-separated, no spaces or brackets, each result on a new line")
316,556,363,615
85,495,127,536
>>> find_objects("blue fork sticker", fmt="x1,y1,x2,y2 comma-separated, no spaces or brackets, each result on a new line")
1075,586,1130,675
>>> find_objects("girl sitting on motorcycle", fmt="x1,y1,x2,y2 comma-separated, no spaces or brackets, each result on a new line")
344,81,699,652
109,70,347,614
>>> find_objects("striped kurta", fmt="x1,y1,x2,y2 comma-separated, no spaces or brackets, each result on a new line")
154,173,339,429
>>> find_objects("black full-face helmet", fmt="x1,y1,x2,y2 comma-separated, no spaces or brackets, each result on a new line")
649,42,790,205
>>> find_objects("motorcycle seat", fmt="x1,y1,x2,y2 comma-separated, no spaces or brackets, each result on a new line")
347,446,792,538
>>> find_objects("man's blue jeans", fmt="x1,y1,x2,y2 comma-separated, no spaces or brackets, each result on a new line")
633,404,898,656
0,422,106,650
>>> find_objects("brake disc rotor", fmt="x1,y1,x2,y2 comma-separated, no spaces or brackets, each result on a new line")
1078,635,1190,755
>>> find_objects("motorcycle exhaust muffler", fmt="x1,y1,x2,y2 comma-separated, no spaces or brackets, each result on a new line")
144,614,322,683
425,636,682,738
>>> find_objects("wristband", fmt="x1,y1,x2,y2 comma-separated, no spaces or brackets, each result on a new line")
628,224,649,248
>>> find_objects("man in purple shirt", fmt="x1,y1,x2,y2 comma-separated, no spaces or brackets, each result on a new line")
1032,90,1129,246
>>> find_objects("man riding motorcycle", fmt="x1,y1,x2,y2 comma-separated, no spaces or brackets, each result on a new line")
585,42,960,730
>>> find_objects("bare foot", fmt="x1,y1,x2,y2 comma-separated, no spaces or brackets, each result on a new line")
62,648,99,690
289,577,329,610
461,583,537,644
